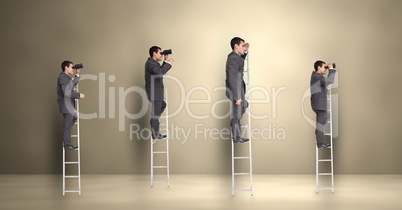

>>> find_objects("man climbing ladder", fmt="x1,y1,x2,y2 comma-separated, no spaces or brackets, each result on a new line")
57,60,85,195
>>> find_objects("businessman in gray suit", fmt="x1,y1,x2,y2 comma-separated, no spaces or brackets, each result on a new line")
225,37,250,143
145,46,174,139
310,60,336,148
57,60,85,150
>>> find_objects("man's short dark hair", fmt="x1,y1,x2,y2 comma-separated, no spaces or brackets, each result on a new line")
61,60,73,72
314,60,326,71
230,37,245,50
149,46,161,57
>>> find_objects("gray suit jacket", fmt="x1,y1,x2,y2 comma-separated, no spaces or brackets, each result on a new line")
225,51,247,102
57,72,80,114
145,57,171,101
310,69,336,111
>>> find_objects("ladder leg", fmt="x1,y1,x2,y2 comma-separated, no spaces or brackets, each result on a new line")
315,145,319,193
248,127,253,196
76,85,81,196
331,142,334,193
246,53,253,196
151,136,154,187
231,138,235,196
165,79,170,187
329,87,334,193
166,127,170,187
77,103,81,196
247,56,253,195
63,144,65,196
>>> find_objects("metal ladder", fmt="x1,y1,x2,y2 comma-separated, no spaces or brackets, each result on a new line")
151,75,170,187
63,84,81,196
315,84,334,193
231,53,253,196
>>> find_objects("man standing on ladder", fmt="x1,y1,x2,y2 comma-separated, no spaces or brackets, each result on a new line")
225,37,250,143
145,46,174,139
310,60,336,148
57,60,85,150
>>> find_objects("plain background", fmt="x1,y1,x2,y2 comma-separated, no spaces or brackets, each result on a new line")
0,0,401,174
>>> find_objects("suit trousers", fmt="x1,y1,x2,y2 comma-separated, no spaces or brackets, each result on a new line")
150,100,166,137
62,112,77,147
230,100,248,141
314,110,327,147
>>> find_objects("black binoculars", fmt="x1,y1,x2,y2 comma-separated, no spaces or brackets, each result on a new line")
161,49,172,55
324,63,336,69
72,63,84,69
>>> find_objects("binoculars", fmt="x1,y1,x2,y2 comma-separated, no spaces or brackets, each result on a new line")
161,49,172,55
72,63,84,69
324,63,336,69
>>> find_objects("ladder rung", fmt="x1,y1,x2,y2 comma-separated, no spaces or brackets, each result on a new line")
234,172,250,176
153,151,167,154
153,166,168,169
71,135,78,138
152,180,169,184
152,139,168,142
324,133,331,136
65,176,80,178
64,190,80,193
65,162,79,164
318,173,332,176
237,141,251,144
318,159,331,162
317,187,334,190
234,157,250,160
234,188,252,193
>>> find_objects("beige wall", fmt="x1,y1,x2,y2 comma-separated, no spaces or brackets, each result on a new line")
1,0,401,174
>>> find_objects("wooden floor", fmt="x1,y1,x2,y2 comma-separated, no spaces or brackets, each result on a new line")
0,174,401,210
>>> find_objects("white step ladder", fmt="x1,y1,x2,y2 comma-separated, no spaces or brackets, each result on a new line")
63,84,81,196
151,76,170,187
231,53,253,196
315,84,334,193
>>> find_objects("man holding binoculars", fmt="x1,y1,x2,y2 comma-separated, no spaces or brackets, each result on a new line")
310,60,337,148
57,60,85,150
144,46,174,139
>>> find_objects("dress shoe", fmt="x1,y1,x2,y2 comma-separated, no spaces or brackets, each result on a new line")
233,138,249,143
241,138,249,142
64,145,78,150
318,143,331,149
152,133,167,139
